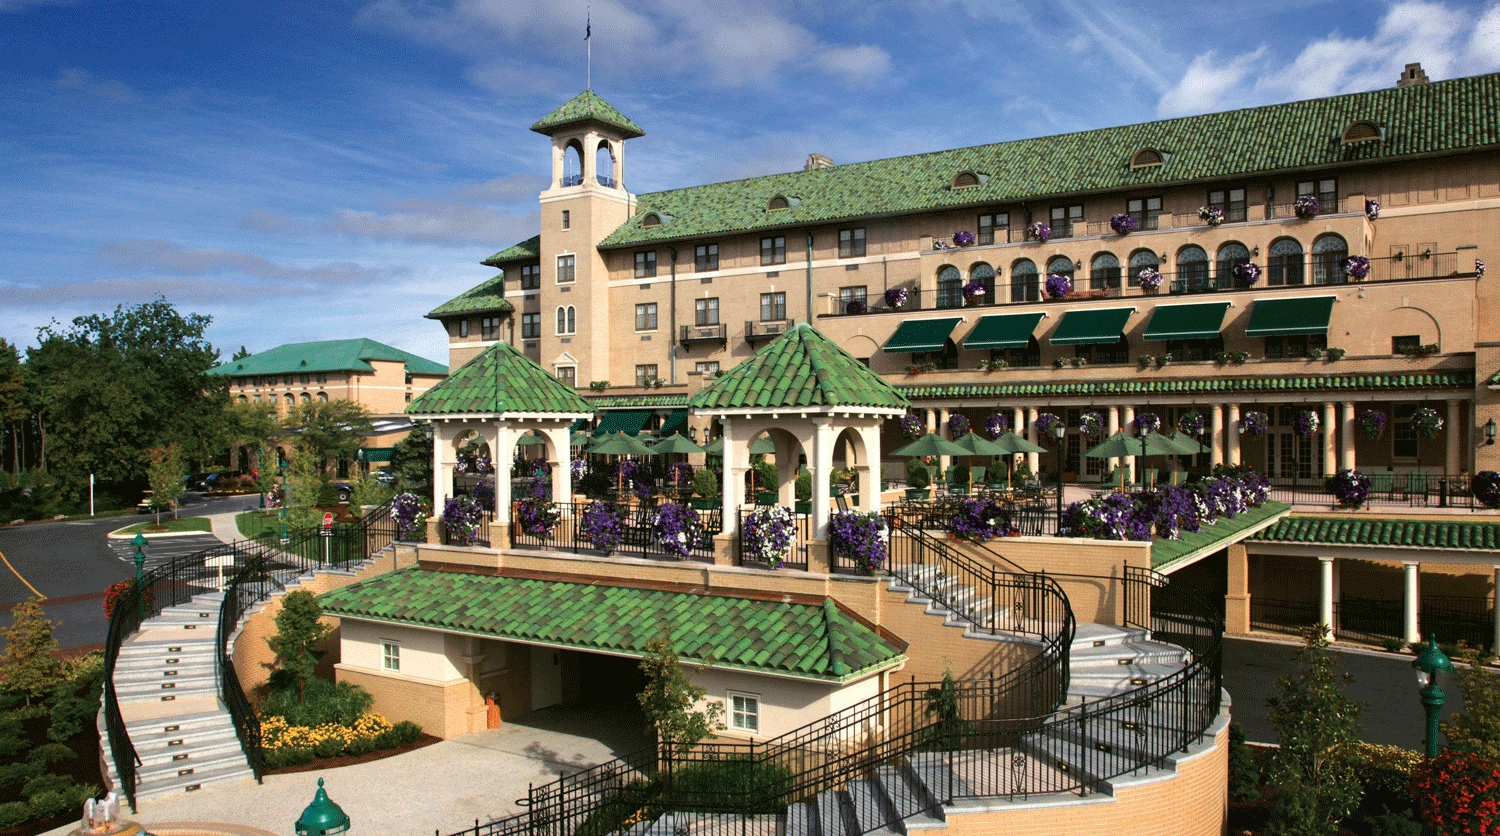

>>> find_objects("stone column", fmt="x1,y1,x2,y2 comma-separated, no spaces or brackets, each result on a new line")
932,408,948,487
808,419,835,574
1403,562,1421,645
1227,403,1241,466
861,423,883,513
1341,402,1357,472
1013,406,1026,474
1209,404,1224,468
1025,407,1040,474
493,424,513,525
1447,399,1463,475
1322,402,1337,477
429,421,456,543
1122,405,1136,484
1319,556,1336,640
1107,406,1121,479
713,418,741,566
1225,542,1251,634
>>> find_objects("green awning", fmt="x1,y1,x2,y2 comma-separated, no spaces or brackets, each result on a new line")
570,417,589,432
964,312,1045,349
1049,308,1134,346
660,410,688,435
593,410,653,436
362,447,394,463
1245,296,1336,337
882,317,963,353
1143,302,1231,341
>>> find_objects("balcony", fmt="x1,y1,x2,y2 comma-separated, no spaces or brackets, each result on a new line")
745,318,795,344
679,323,728,348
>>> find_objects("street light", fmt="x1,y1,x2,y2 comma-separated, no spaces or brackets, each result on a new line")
131,532,147,621
1412,634,1455,758
295,778,350,835
1051,424,1066,531
1486,417,1497,446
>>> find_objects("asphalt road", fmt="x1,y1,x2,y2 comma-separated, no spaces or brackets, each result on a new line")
0,493,258,651
1223,635,1470,750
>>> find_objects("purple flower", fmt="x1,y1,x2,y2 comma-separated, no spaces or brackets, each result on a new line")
984,413,1010,439
884,286,909,309
1044,274,1072,299
668,462,695,493
1358,410,1387,440
829,511,888,573
962,280,988,304
947,499,1017,543
391,492,428,540
570,459,588,480
845,299,867,315
1474,472,1500,509
1342,255,1371,281
744,506,796,566
1137,267,1163,290
1240,411,1270,437
952,230,977,247
1293,409,1320,438
1034,412,1062,436
579,501,626,554
1134,412,1161,436
1177,411,1205,436
1477,259,1486,279
900,412,923,439
652,501,704,557
1110,213,1136,234
1411,407,1444,439
1233,262,1262,285
1293,195,1321,218
444,494,487,545
1027,222,1051,243
1365,199,1381,220
1327,469,1371,508
1198,206,1225,227
1060,494,1152,541
949,413,970,437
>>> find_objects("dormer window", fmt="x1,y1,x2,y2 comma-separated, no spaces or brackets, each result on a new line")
641,212,662,228
1342,121,1382,144
952,171,988,189
1130,148,1166,168
767,195,791,211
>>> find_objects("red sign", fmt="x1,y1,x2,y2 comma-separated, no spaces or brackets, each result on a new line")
322,512,334,530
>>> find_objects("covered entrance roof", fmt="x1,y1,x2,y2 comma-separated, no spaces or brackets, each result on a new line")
1152,502,1290,572
1142,302,1231,341
964,312,1045,349
1049,308,1133,345
1245,296,1336,337
882,317,963,353
318,568,906,683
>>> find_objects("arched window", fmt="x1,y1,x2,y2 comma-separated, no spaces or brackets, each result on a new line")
284,394,295,408
1342,121,1381,143
1215,242,1251,288
317,392,328,402
969,262,996,305
1010,259,1039,303
1090,252,1121,290
1127,249,1159,286
595,140,615,187
300,392,311,402
767,195,791,211
1130,148,1165,168
1176,246,1209,293
563,140,584,187
1312,234,1349,285
237,395,248,403
1046,256,1075,294
952,171,981,189
936,265,962,308
641,212,662,228
1267,238,1304,286
567,305,576,332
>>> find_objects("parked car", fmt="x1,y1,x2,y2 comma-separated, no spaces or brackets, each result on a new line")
332,481,353,503
135,491,175,514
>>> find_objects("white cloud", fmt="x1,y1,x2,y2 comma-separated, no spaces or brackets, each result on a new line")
322,200,534,245
1157,48,1267,117
454,173,550,203
94,239,395,287
55,67,137,103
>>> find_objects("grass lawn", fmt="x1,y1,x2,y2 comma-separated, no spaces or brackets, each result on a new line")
236,510,281,540
116,517,212,535
235,510,369,566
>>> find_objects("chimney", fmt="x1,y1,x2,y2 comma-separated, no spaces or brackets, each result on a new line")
1397,62,1429,87
804,153,834,171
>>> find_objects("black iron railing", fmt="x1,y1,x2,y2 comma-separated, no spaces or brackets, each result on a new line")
1265,472,1480,510
733,508,811,570
509,500,722,563
892,497,1057,538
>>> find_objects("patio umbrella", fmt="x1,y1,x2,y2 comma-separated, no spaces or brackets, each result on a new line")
1084,431,1182,490
889,434,972,458
570,431,590,447
1162,431,1211,455
701,435,774,456
985,432,1047,489
952,432,1009,456
516,431,546,447
587,432,656,457
650,433,707,455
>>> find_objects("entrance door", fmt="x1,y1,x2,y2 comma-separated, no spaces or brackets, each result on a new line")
530,646,562,710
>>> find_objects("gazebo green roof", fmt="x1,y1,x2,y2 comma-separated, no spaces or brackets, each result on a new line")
530,90,644,139
689,323,910,412
425,274,514,319
406,341,592,417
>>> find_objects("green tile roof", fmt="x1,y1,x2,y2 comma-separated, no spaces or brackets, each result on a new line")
530,90,645,139
590,394,691,408
1142,302,1231,342
482,235,542,268
1250,516,1500,551
599,73,1500,247
1050,308,1134,346
898,370,1474,400
883,317,963,353
210,339,447,377
406,340,593,416
1152,501,1290,570
317,569,904,682
1244,296,1337,337
690,323,910,411
425,274,514,319
964,312,1046,350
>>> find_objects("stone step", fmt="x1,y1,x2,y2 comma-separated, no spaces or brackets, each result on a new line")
124,708,234,738
134,758,255,801
786,801,819,836
129,717,239,754
113,659,215,681
1069,662,1187,690
114,675,218,704
116,643,216,664
1017,732,1141,795
1068,641,1188,668
872,762,944,831
845,777,902,836
815,790,849,836
136,734,245,770
1070,623,1149,651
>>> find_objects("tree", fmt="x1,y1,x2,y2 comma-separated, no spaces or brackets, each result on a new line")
0,598,62,706
280,399,373,477
0,339,24,476
232,345,251,360
146,444,186,523
637,635,724,758
282,447,325,530
220,400,279,470
266,590,331,702
389,427,433,488
1264,626,1366,836
1441,643,1500,759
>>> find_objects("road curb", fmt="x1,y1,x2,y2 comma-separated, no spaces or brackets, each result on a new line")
106,525,217,540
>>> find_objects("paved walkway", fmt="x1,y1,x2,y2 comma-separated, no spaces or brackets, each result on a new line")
54,705,650,836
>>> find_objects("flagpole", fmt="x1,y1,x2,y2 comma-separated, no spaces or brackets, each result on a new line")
586,1,592,89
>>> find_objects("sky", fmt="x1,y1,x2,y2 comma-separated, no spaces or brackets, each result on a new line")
3,0,1499,367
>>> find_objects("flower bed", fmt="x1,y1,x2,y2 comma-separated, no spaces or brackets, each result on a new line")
579,501,626,554
1061,470,1270,542
260,712,423,769
946,499,1017,542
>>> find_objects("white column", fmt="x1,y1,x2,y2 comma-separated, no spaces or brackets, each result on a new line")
547,425,571,506
433,422,454,519
861,424,883,513
1123,406,1136,483
1341,402,1357,472
1447,399,1463,475
933,408,949,486
493,424,513,525
1025,407,1040,474
812,419,835,540
1319,556,1336,640
1403,562,1421,645
1322,402,1337,477
719,418,739,535
1227,403,1241,466
1013,406,1026,474
1209,404,1224,468
1107,406,1121,477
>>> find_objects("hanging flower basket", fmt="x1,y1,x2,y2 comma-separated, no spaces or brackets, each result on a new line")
1240,411,1270,437
1326,469,1371,508
1044,274,1072,299
391,492,429,540
961,281,988,305
984,413,1009,439
1342,255,1371,281
1110,214,1136,234
1197,206,1225,227
899,412,922,439
1137,267,1163,290
1365,199,1380,220
1178,411,1205,436
1473,471,1500,509
1478,259,1486,279
884,286,909,309
1233,262,1262,286
668,462,695,495
949,413,970,437
579,501,626,554
1027,222,1051,243
743,506,796,567
652,501,703,557
1293,195,1321,218
1134,412,1161,436
1079,411,1104,439
952,230,976,247
1411,407,1444,439
829,510,888,574
1035,412,1062,436
1357,410,1387,440
443,495,486,545
1293,409,1320,438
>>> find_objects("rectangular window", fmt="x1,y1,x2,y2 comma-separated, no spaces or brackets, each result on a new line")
1126,197,1162,230
520,264,541,290
1165,337,1225,362
521,312,541,339
1050,204,1084,238
561,210,570,230
760,292,786,322
978,212,1008,245
457,320,469,338
300,373,310,384
481,317,501,340
1264,334,1326,360
1074,338,1130,366
1394,404,1419,458
838,285,867,314
695,243,719,272
1297,179,1338,214
760,236,786,266
556,255,575,283
695,361,720,377
729,692,760,733
695,297,719,326
838,228,866,258
382,641,400,672
1208,188,1247,223
635,303,658,331
556,366,576,387
635,365,658,387
634,250,657,278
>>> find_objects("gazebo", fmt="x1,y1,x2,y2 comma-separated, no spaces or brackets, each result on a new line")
689,323,910,571
406,341,594,545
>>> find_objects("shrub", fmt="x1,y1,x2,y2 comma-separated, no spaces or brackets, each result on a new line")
48,694,95,742
985,459,1009,484
1349,742,1421,802
263,746,314,769
905,459,929,490
0,730,26,760
21,771,74,799
1227,722,1259,803
1475,471,1500,509
692,468,719,498
0,598,62,705
1440,642,1500,759
27,742,76,767
1411,748,1500,835
794,469,811,502
346,736,375,756
312,736,345,758
262,678,373,728
393,720,422,745
0,801,29,829
267,590,333,701
0,760,42,787
373,728,403,750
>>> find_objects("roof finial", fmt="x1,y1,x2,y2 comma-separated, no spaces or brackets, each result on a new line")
584,1,592,91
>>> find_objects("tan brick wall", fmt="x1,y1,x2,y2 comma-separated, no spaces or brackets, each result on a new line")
943,537,1148,625
333,665,478,738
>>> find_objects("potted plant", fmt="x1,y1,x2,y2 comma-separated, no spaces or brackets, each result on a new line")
1327,469,1371,509
905,459,930,500
743,505,796,567
690,468,720,510
1293,195,1321,218
1110,213,1136,235
952,230,976,247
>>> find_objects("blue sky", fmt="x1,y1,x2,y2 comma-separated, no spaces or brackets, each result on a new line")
2,0,1498,366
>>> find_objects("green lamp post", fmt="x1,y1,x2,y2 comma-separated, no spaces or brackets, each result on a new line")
279,504,289,545
131,532,147,620
295,778,350,835
1412,634,1455,758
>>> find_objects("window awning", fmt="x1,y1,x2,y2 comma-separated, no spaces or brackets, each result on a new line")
964,312,1045,349
882,317,963,353
660,410,688,436
569,417,589,432
1143,302,1231,341
361,447,394,463
593,409,653,436
1245,296,1336,337
1049,308,1134,346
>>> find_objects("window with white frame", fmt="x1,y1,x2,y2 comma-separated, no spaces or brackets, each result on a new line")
695,297,719,326
635,364,658,387
556,306,576,335
520,264,541,290
635,302,658,331
695,243,719,272
635,250,657,278
556,366,576,387
382,641,400,672
729,692,759,733
521,312,541,339
457,319,469,338
695,361,720,378
557,254,575,283
838,227,866,258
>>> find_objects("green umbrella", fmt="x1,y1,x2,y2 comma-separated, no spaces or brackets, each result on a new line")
587,432,656,457
890,434,971,458
516,430,546,447
650,433,707,455
989,432,1046,455
952,432,1009,456
1083,431,1182,458
1162,431,1211,455
704,437,723,455
570,431,590,447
